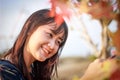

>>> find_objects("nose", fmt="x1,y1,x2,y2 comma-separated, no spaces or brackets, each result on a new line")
48,39,55,50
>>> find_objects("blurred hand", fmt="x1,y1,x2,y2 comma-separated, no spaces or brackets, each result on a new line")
80,58,118,80
80,59,105,80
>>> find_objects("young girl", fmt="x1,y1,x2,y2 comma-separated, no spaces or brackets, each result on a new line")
0,9,68,80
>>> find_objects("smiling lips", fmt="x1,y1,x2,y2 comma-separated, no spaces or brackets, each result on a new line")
41,46,51,57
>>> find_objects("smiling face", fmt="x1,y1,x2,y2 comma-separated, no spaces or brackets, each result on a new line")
25,23,65,62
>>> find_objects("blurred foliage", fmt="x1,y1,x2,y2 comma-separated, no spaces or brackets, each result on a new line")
50,0,119,19
49,0,120,80
50,0,120,58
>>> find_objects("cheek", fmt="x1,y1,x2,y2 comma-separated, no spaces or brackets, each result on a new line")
27,35,41,53
49,46,59,58
53,46,59,55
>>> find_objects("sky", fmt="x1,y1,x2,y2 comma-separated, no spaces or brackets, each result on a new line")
0,0,106,57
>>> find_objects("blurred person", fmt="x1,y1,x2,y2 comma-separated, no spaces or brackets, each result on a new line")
0,9,68,80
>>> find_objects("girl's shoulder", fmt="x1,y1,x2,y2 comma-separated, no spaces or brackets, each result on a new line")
0,59,25,80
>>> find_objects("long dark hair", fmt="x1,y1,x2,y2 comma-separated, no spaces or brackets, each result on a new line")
3,9,68,80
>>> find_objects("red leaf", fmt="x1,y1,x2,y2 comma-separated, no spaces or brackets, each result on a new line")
49,0,72,26
110,69,120,80
55,14,64,26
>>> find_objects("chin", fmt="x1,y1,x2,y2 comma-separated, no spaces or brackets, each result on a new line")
38,58,47,62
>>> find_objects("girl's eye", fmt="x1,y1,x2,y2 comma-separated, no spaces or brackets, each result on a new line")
47,33,53,38
56,40,62,45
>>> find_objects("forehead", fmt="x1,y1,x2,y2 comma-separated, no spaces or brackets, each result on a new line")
47,22,65,35
47,22,60,30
